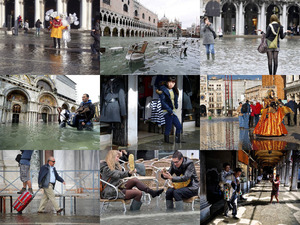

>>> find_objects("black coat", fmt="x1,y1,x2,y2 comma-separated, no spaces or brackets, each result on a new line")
100,161,131,199
162,157,199,192
38,164,64,189
266,22,286,47
76,100,95,123
159,85,178,114
100,78,126,123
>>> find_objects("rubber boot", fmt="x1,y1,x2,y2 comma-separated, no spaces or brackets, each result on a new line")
166,200,174,210
130,199,142,211
175,133,180,143
164,135,172,144
212,54,215,60
206,54,210,60
175,200,184,211
146,188,164,198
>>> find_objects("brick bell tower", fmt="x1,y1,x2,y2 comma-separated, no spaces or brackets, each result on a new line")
262,75,286,100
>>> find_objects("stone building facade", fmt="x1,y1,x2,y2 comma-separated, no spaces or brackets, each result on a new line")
100,0,158,37
285,75,300,103
201,0,300,35
157,15,182,37
0,75,78,124
0,0,99,30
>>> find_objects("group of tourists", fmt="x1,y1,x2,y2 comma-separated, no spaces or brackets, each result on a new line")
57,93,95,131
100,150,199,211
236,89,296,137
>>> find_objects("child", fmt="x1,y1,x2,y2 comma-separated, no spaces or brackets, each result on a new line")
158,76,182,143
270,174,280,203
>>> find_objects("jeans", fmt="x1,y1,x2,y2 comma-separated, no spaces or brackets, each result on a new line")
36,28,40,36
254,114,260,127
242,113,250,129
164,113,182,135
238,115,243,127
205,44,215,54
224,194,238,216
166,187,197,201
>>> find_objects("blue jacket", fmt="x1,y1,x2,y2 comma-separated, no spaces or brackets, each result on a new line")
38,164,64,189
20,150,34,166
159,85,178,114
285,101,296,113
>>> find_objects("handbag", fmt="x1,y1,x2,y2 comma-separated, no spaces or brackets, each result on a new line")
257,33,268,53
208,26,217,39
267,25,280,49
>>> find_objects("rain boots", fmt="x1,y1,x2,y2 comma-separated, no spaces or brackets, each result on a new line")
166,200,174,210
17,187,26,194
175,133,180,143
130,199,143,211
212,54,215,60
175,200,183,211
207,54,210,60
146,188,164,198
164,135,171,144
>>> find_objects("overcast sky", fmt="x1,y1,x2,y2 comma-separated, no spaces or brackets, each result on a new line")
66,75,100,103
138,0,200,29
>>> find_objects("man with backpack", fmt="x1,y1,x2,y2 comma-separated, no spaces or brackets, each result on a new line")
241,100,250,129
17,150,34,194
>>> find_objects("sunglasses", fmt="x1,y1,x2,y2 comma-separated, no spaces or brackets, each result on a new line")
50,160,56,163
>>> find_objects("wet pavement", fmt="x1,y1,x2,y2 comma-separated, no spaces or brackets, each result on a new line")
0,198,99,224
0,123,100,150
100,194,200,225
200,36,300,75
206,180,300,225
100,37,200,75
0,30,99,75
200,117,300,150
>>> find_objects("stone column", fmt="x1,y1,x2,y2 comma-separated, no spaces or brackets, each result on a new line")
87,0,92,29
290,150,299,191
14,0,21,21
57,0,63,14
34,0,40,25
285,151,292,187
177,75,183,126
200,151,211,222
80,0,88,30
239,2,244,35
281,162,286,184
282,4,287,31
235,6,239,35
127,76,138,149
0,1,5,28
260,3,266,32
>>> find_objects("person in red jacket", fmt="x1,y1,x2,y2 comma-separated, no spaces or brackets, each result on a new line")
249,102,256,128
254,101,262,127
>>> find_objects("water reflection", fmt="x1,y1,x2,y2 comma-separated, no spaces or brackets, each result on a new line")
0,123,100,150
0,32,99,74
100,37,200,75
200,37,300,74
200,117,300,150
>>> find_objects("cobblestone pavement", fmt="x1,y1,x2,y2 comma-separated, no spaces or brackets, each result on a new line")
200,36,300,75
0,30,99,75
200,117,300,150
206,181,300,225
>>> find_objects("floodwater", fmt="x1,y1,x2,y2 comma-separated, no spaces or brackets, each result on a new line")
200,36,300,75
100,37,200,75
0,30,99,75
0,123,100,150
200,117,300,150
100,194,200,225
0,198,99,223
138,129,200,150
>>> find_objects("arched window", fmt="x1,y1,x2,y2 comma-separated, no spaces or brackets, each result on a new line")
142,13,145,19
123,4,128,12
149,16,151,21
153,19,155,23
13,104,21,113
134,10,138,17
